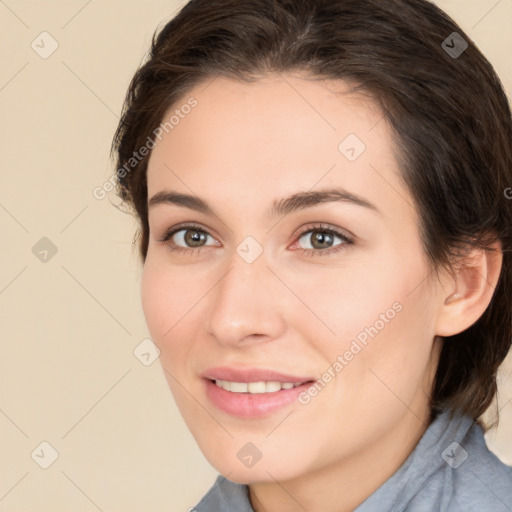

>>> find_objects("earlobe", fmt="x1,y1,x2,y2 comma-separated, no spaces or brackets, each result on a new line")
434,240,502,337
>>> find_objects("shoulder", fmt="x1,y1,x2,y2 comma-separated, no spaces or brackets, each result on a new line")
413,419,512,512
446,423,512,512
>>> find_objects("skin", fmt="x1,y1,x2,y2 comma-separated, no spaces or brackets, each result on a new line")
141,72,502,512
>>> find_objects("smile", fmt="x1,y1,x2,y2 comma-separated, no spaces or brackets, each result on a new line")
204,378,315,418
214,380,307,393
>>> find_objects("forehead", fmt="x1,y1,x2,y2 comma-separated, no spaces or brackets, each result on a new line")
146,73,417,226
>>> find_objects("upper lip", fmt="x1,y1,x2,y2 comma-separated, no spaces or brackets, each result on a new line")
202,366,315,384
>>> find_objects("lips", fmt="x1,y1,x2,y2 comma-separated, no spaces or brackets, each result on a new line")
201,366,317,418
203,378,315,418
201,366,315,384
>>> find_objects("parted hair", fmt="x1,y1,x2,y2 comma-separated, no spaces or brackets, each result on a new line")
111,0,512,430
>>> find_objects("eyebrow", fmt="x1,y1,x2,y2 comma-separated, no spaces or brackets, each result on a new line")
147,187,381,217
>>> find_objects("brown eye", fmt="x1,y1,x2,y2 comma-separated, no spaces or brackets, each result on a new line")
158,224,220,254
293,224,353,257
300,230,337,250
182,228,208,247
298,229,348,250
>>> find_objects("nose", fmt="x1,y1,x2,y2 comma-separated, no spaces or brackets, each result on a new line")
204,249,287,348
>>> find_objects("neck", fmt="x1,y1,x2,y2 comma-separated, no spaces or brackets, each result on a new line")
247,339,443,512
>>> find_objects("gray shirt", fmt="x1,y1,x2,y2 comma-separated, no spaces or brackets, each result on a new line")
192,408,512,511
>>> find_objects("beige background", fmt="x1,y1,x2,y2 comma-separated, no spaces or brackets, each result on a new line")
1,1,511,510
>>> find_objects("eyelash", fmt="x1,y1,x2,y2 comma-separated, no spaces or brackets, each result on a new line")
157,222,353,257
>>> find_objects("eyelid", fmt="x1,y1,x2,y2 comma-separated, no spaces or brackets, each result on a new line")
157,222,219,245
289,222,353,256
157,221,354,256
290,222,354,246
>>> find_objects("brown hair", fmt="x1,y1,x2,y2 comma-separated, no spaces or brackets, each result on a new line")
111,0,512,430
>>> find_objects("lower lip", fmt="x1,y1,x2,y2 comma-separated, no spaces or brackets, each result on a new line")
203,379,313,419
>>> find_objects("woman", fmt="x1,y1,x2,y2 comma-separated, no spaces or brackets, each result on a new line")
110,0,512,510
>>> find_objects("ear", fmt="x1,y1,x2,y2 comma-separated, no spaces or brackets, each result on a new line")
435,240,503,337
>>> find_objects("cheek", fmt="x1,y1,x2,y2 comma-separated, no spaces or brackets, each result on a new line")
140,262,169,341
289,263,399,349
312,255,435,402
338,285,436,416
141,260,203,411
140,258,199,352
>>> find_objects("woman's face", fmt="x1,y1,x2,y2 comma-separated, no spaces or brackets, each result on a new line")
142,73,446,483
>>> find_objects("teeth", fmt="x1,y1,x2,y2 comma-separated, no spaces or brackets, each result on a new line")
215,380,305,393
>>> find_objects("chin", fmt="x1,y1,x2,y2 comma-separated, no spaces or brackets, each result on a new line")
207,453,305,485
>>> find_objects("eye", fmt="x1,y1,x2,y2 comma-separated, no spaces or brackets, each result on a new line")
157,223,219,254
292,223,353,257
157,222,353,257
